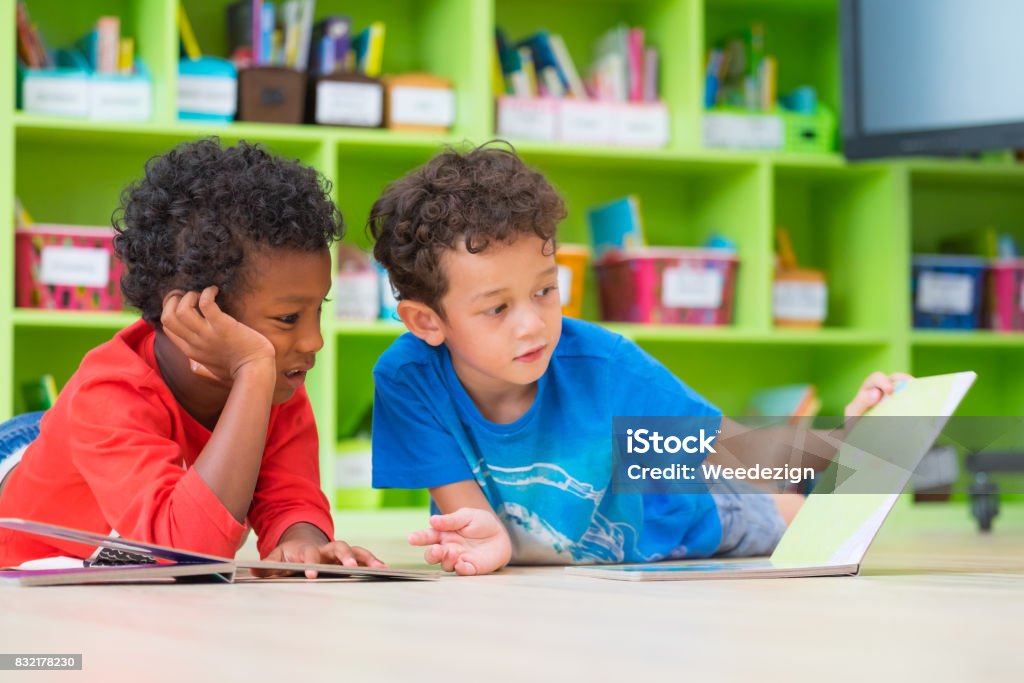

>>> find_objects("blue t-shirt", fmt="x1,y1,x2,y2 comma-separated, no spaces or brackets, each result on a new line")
371,318,723,564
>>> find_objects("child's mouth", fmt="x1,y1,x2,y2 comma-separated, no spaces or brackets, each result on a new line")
283,369,308,388
515,345,546,363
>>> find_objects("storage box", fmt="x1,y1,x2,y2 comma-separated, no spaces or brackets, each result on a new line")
20,56,152,122
496,97,671,148
308,73,384,128
496,96,558,142
773,268,827,328
334,246,380,321
703,106,836,153
595,247,739,325
781,107,836,154
237,67,307,124
911,255,987,329
383,73,455,133
555,245,590,318
178,57,237,122
988,259,1024,331
15,225,124,311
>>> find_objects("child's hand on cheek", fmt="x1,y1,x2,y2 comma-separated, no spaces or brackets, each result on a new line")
408,507,512,576
161,286,276,383
844,371,914,418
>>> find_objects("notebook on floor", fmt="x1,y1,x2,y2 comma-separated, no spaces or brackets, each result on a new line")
566,371,976,581
0,519,439,586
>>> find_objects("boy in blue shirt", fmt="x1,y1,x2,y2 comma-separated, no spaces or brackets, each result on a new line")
368,145,905,575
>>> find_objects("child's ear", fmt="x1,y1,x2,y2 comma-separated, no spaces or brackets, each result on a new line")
397,300,446,346
161,289,186,308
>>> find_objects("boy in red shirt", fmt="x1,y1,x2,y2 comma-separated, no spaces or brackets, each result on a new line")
0,139,382,574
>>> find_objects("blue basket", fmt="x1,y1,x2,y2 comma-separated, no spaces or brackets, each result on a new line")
912,255,988,329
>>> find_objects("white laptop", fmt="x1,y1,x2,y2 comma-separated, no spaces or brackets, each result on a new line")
566,371,976,581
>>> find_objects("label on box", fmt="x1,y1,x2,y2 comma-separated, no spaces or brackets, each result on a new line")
390,86,454,127
24,76,90,117
90,79,152,121
334,273,380,320
497,98,557,141
662,267,724,309
558,265,572,306
558,100,613,144
703,113,783,149
774,281,827,321
39,246,109,288
178,75,237,117
917,272,974,315
335,450,373,488
612,104,670,147
316,81,383,126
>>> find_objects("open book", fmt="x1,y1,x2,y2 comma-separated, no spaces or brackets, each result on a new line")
566,371,976,581
0,518,439,586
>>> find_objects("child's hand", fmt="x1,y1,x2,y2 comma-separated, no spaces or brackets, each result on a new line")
844,371,914,418
255,538,387,579
160,286,276,383
408,507,512,576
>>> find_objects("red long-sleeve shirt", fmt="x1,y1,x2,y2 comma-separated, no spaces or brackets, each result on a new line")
0,319,334,566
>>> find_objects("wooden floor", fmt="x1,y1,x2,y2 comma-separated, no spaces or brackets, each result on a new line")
2,499,1022,682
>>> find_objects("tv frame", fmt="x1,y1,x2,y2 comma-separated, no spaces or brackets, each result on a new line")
840,0,1024,160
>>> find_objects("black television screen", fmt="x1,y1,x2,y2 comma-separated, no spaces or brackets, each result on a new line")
841,0,1024,160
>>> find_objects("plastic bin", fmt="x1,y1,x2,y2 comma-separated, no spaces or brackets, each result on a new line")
555,245,589,318
595,247,739,325
989,259,1024,331
15,225,124,311
912,255,987,329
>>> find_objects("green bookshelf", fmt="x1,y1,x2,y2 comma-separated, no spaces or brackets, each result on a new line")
4,0,1023,508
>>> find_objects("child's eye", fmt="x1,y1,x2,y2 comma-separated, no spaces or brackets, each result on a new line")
484,303,508,317
535,285,557,298
276,314,299,325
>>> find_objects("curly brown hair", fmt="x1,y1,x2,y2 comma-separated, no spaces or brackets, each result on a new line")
368,143,567,314
113,138,344,326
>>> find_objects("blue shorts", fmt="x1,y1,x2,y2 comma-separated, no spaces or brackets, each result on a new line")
711,481,787,557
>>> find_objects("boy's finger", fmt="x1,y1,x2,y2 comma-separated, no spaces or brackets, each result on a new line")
303,545,320,579
408,527,442,546
454,558,478,576
161,326,195,358
439,545,460,573
352,546,387,568
429,509,476,532
423,544,445,565
330,541,359,568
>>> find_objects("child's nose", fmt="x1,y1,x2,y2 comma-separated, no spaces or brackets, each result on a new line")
297,322,324,354
515,306,545,338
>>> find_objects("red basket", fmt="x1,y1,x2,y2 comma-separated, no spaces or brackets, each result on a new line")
15,225,125,311
595,247,739,325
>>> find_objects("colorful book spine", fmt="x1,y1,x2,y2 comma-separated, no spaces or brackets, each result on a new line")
96,16,120,74
178,6,202,60
627,27,645,102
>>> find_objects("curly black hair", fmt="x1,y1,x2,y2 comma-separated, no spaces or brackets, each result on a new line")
113,138,344,325
368,142,566,314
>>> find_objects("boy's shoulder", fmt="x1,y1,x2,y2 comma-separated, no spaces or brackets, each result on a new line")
73,319,162,390
553,317,626,363
373,331,441,381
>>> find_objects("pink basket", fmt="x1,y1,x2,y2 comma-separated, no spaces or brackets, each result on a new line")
595,247,739,325
989,259,1024,331
15,225,125,311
